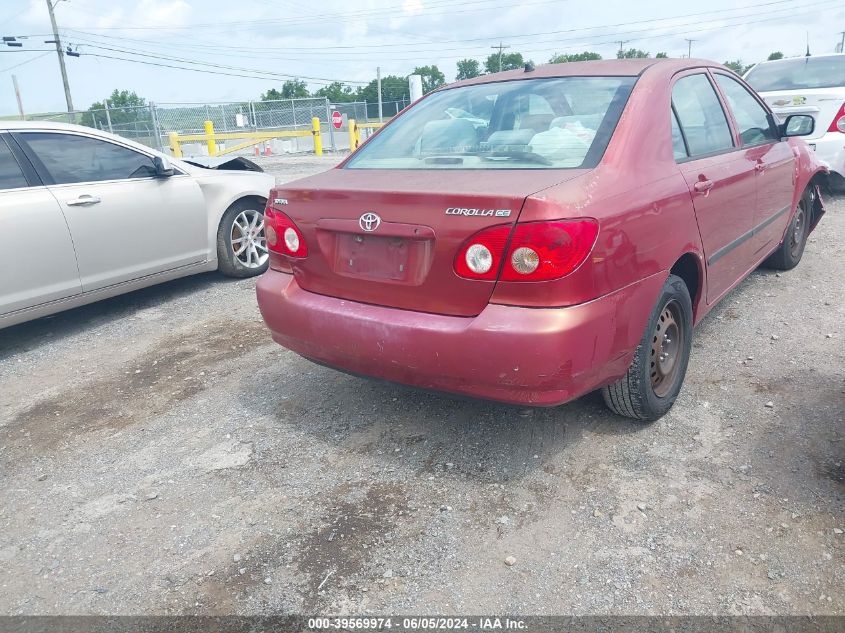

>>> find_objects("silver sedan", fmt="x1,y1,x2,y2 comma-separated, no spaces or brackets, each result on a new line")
0,121,275,329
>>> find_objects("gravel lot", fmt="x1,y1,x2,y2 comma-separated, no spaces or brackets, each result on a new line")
0,154,842,616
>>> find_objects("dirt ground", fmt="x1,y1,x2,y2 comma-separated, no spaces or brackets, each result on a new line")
0,154,842,616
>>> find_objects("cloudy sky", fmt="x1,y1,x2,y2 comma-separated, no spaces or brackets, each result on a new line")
0,0,842,114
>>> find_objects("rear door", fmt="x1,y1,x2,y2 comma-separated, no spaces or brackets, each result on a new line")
712,72,795,256
671,71,758,303
15,131,208,292
0,134,81,316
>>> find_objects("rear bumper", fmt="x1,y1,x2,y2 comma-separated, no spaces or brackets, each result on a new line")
256,270,665,406
808,132,845,177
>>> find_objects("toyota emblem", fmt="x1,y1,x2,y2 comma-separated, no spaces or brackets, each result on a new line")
359,212,381,232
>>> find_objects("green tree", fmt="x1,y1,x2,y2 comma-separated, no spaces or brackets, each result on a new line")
412,65,446,93
81,89,148,128
655,52,669,58
722,60,754,74
356,75,408,104
617,48,651,59
261,79,309,101
455,58,481,81
314,81,356,103
767,51,784,60
549,51,602,63
483,51,524,73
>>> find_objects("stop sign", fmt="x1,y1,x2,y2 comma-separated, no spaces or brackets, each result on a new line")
331,111,343,129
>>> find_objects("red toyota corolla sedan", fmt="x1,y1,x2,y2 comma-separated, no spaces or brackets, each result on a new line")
256,58,827,421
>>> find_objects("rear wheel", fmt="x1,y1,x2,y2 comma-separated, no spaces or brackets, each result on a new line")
763,189,812,271
602,274,693,422
216,199,269,278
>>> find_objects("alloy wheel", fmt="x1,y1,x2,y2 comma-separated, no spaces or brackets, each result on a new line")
231,209,268,269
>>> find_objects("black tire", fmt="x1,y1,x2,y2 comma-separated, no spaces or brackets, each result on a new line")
762,189,812,271
216,198,269,278
602,274,693,422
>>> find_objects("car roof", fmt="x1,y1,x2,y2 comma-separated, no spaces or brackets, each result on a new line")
446,58,729,89
0,120,100,132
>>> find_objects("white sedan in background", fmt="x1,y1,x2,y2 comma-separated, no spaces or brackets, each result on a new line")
0,121,274,329
744,53,845,191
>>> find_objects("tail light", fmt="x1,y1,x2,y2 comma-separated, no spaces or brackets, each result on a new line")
827,103,845,133
454,219,598,282
454,224,511,280
265,207,307,257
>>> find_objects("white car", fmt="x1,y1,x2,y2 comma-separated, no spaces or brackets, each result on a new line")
744,53,845,191
0,121,275,329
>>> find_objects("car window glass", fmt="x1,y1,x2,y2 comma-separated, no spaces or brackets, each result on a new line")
671,74,734,158
670,109,688,160
0,139,29,190
346,76,636,170
744,55,845,91
714,74,778,145
21,132,156,184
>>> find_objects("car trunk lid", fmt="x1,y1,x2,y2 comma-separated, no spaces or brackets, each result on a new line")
759,88,845,140
269,168,587,317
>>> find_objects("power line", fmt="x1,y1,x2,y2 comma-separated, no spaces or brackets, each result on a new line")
52,0,825,58
75,52,367,85
57,0,836,63
58,0,565,31
68,43,369,84
0,51,51,73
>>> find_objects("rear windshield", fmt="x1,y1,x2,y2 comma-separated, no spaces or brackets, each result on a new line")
745,56,845,91
345,76,636,170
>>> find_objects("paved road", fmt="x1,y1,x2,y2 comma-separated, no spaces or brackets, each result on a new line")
0,159,842,615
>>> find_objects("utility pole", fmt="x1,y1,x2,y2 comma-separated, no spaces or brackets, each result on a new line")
685,38,697,58
12,75,24,119
491,42,511,72
103,97,114,134
45,0,73,113
617,40,629,57
837,31,845,53
377,66,383,122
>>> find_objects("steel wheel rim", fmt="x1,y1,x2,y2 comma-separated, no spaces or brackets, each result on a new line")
789,201,807,259
231,209,268,268
650,300,684,398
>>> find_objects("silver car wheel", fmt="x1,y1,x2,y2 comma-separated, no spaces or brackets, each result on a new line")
231,209,268,269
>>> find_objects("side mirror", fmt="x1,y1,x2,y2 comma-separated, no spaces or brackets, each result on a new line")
153,155,175,177
780,114,815,138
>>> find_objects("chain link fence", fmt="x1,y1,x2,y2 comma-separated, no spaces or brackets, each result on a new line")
14,96,410,156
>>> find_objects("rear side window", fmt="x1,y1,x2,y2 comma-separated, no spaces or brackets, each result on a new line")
714,74,778,145
20,132,156,185
672,74,734,158
0,138,28,190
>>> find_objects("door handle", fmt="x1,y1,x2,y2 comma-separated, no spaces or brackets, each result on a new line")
693,179,714,193
66,195,101,206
